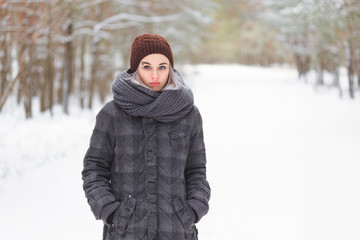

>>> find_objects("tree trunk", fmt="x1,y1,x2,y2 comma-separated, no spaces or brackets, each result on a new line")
57,61,64,104
24,48,33,119
0,33,9,98
317,64,324,86
348,64,355,99
79,36,86,109
0,71,20,112
331,67,342,98
63,14,73,114
0,3,7,97
40,54,47,112
88,37,99,109
347,41,355,98
295,53,311,82
88,4,102,109
333,68,339,87
43,1,54,115
356,50,360,91
98,40,112,103
21,7,34,118
17,47,25,106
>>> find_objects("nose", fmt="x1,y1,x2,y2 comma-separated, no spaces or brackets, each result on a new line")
151,69,159,80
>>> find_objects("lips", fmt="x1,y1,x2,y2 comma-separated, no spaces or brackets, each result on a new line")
150,82,161,86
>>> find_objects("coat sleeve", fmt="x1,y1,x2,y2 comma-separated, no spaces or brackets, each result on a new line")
185,107,211,222
82,102,117,220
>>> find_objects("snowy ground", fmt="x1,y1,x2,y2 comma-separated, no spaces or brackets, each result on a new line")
1,64,360,240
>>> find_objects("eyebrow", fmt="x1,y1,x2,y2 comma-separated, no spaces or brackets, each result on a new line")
141,61,168,65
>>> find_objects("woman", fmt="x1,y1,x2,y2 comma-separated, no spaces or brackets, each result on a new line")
82,33,211,240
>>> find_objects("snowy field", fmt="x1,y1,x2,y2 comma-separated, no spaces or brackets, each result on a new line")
1,64,360,240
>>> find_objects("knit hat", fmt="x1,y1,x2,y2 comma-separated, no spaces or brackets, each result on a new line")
130,33,174,73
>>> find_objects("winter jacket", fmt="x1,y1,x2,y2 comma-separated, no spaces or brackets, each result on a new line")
82,84,211,239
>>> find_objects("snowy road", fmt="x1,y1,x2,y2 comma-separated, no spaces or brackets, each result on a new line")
1,65,360,240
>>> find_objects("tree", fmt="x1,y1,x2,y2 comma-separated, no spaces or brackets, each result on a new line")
340,0,360,98
0,0,217,117
263,0,360,98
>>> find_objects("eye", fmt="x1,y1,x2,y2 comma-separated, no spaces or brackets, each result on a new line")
143,65,151,70
159,66,167,70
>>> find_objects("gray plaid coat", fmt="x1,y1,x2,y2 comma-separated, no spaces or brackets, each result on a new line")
82,101,210,240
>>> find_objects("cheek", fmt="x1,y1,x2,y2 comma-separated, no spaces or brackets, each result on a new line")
161,70,170,81
138,70,149,82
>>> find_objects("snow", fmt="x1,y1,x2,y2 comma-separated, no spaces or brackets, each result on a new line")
1,64,360,240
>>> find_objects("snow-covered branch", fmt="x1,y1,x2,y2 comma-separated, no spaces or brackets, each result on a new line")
94,13,180,33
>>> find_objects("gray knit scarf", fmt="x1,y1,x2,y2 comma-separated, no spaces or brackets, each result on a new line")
112,69,194,122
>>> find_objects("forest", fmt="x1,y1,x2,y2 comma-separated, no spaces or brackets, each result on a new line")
0,0,359,118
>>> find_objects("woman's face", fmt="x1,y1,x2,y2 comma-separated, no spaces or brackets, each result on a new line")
137,54,170,92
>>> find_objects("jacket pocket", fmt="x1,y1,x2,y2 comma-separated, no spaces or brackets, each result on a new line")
173,197,196,233
168,131,188,161
113,196,136,235
168,131,186,141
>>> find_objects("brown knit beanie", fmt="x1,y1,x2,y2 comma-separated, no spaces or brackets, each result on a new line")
130,33,174,73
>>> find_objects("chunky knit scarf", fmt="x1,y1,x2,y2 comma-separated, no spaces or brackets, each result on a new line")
112,69,194,122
